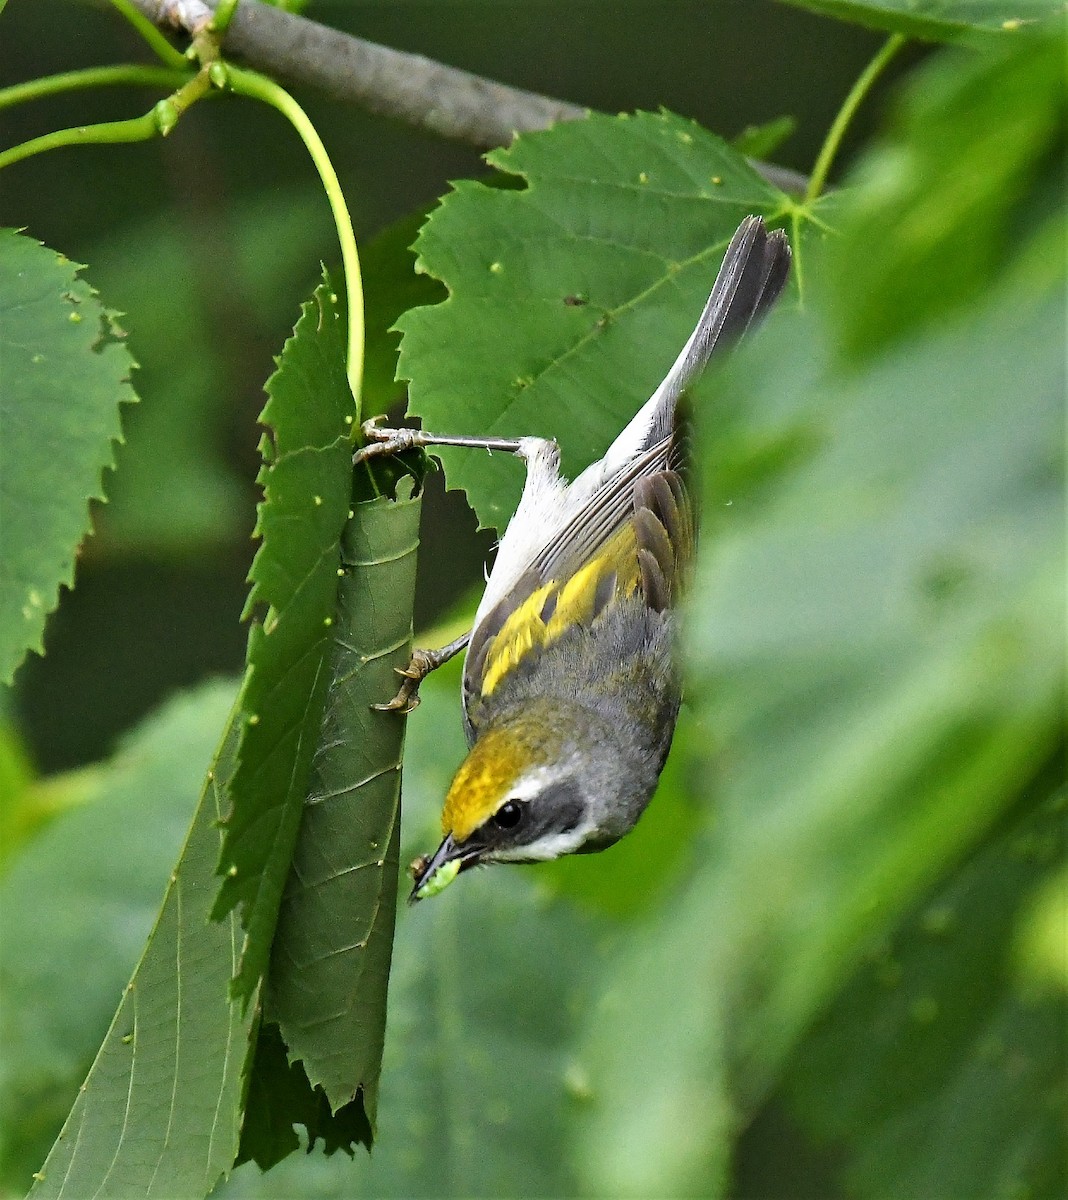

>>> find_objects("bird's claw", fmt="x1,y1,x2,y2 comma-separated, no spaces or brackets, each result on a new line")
353,419,420,465
360,415,392,441
371,688,422,714
371,648,436,713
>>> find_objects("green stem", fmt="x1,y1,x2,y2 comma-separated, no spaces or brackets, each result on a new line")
108,0,190,69
0,65,191,113
223,65,365,420
805,33,905,204
211,0,241,36
0,69,213,171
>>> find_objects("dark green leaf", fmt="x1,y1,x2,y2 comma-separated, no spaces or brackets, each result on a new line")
396,110,791,530
266,488,422,1116
360,212,446,420
14,681,254,1199
238,1023,371,1171
783,774,1066,1200
778,0,1065,41
0,230,136,683
85,189,331,556
212,277,357,1002
218,665,622,1200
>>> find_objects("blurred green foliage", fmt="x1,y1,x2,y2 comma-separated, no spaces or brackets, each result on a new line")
0,1,1064,1198
780,0,1065,41
0,681,241,1195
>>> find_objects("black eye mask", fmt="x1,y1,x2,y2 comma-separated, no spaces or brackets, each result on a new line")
474,778,586,850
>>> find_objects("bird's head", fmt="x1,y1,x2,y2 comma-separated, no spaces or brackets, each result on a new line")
409,704,605,901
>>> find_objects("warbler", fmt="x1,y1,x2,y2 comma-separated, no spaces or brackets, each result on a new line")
357,215,791,901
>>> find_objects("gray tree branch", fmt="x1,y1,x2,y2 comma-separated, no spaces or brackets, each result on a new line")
132,0,587,145
129,0,808,193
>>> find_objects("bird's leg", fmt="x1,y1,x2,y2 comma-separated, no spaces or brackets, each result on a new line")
373,631,472,714
356,418,516,712
353,418,524,465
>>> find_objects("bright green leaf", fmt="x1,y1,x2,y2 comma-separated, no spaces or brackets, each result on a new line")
0,719,37,870
784,776,1067,1200
576,267,1064,1200
778,0,1065,41
825,32,1065,357
0,230,136,683
15,681,254,1200
396,110,791,531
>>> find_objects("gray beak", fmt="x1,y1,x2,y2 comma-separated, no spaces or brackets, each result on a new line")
408,833,481,903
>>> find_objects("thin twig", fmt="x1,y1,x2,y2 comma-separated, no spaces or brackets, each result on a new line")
130,0,585,147
805,33,905,203
126,0,809,193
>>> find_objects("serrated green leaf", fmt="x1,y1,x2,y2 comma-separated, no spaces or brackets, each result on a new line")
825,32,1065,358
237,1022,371,1171
17,681,254,1200
396,110,791,531
778,0,1064,41
212,278,357,1001
784,776,1066,1200
0,230,136,683
218,664,622,1200
266,489,421,1116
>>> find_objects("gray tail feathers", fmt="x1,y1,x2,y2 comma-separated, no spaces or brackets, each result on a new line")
651,216,791,422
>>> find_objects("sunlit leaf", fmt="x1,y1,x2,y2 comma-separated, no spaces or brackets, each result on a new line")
783,774,1066,1200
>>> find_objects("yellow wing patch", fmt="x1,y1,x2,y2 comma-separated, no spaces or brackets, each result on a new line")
479,524,640,699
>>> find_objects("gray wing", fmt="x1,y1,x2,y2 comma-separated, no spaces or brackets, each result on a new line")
534,215,791,581
462,217,791,731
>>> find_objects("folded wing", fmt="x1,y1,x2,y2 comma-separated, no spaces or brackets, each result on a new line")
462,216,791,734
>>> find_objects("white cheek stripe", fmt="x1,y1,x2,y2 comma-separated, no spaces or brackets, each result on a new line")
489,824,594,863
